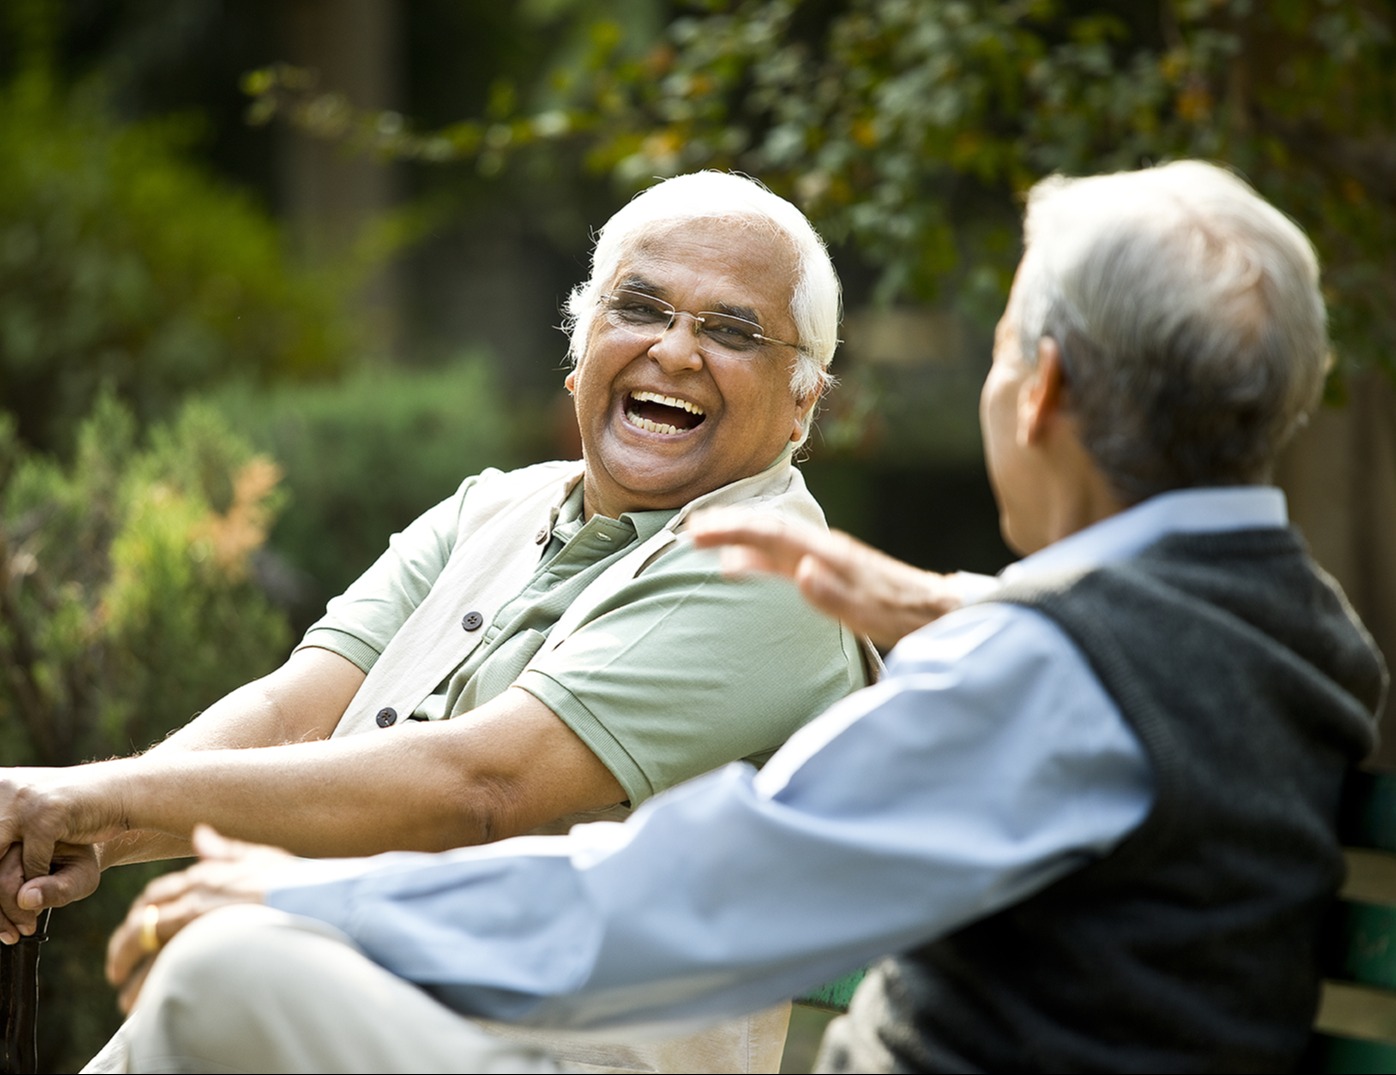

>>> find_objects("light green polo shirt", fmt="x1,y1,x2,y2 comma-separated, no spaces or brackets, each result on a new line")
299,474,868,805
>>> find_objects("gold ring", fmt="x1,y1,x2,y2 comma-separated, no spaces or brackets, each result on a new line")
139,903,161,954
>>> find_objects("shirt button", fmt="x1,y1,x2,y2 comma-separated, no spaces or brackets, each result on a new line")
375,707,397,728
534,528,549,545
461,611,484,631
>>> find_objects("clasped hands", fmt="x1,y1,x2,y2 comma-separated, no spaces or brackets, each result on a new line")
0,767,111,945
1,769,281,1012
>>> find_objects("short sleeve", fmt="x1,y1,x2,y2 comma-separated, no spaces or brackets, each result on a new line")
296,475,484,672
516,542,868,804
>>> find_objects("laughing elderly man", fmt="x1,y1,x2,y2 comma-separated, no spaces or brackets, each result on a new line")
0,171,871,1074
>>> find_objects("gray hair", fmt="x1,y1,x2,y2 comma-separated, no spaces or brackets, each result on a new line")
1013,160,1330,504
563,172,841,416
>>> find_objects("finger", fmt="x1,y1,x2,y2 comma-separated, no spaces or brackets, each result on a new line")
715,544,781,578
0,899,21,945
794,555,861,621
688,510,796,553
17,857,99,912
107,897,167,988
117,955,154,1016
0,845,37,941
191,823,256,861
20,835,56,885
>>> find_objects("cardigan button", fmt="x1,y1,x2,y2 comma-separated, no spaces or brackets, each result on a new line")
534,528,549,545
461,611,484,631
375,707,398,728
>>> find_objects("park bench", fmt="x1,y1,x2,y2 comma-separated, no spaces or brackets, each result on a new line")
789,767,1396,1074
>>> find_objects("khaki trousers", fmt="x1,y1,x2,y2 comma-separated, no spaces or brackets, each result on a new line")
111,905,788,1075
120,905,563,1074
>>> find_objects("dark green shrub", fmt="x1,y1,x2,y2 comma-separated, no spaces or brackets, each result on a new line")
0,67,356,454
0,394,294,1070
0,394,292,766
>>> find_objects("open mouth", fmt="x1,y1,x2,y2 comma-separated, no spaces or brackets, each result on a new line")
625,390,706,435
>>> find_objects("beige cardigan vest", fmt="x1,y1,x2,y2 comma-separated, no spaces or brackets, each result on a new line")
333,457,877,738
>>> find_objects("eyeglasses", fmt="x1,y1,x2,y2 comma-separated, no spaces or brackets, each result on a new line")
598,289,802,359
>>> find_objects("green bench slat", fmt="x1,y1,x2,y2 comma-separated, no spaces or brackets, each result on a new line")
1328,901,1396,992
1308,1030,1396,1075
795,969,865,1013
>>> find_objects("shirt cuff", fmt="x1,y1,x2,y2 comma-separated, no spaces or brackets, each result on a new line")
515,670,652,805
294,629,383,674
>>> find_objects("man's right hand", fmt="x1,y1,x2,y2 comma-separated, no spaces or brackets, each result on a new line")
0,768,122,943
0,839,100,943
689,508,981,651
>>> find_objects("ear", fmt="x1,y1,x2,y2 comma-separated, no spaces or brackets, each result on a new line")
564,369,577,395
789,389,820,443
1020,337,1068,445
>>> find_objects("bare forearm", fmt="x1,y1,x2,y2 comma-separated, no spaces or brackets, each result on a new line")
96,648,365,868
90,696,621,859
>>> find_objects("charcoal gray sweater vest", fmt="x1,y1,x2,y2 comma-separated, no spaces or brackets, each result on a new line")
819,527,1385,1074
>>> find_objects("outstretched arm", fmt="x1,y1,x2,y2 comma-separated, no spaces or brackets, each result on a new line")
2,682,621,938
0,647,364,942
688,508,989,650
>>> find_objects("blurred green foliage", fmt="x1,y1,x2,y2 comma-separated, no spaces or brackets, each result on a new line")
0,63,355,454
598,0,1394,377
246,0,1396,383
1,396,294,1069
0,394,291,768
212,357,535,630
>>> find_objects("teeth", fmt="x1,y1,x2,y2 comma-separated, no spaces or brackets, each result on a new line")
631,391,704,416
630,415,682,435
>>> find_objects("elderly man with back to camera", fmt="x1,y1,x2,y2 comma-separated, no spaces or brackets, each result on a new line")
103,159,1385,1074
0,171,873,1074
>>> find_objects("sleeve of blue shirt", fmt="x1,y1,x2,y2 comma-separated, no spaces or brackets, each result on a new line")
266,601,1154,1034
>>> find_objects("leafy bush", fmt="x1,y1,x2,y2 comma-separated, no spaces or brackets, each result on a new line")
0,394,294,1069
0,66,356,454
0,395,292,767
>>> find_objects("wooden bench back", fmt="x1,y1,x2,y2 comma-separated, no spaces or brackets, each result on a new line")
1309,768,1396,1071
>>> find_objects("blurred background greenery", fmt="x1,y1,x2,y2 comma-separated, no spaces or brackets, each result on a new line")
0,1,1392,1068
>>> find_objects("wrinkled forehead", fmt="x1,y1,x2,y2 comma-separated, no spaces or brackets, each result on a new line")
610,218,799,310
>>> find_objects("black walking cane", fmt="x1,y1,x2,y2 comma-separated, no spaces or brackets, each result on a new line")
0,908,50,1075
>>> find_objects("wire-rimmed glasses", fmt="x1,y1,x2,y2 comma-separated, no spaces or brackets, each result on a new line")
598,289,801,359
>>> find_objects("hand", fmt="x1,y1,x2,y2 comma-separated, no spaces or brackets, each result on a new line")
689,508,970,651
0,840,99,944
0,767,125,938
106,825,287,1014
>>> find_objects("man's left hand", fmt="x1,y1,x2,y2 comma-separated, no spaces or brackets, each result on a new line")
106,825,288,1013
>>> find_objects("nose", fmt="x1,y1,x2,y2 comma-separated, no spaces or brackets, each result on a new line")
647,311,705,372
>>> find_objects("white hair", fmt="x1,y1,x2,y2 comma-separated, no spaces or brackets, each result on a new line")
1012,160,1329,502
563,171,841,410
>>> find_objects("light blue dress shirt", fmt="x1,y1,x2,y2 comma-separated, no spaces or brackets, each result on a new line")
267,487,1290,1036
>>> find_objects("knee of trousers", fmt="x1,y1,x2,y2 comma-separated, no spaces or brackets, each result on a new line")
130,904,349,1056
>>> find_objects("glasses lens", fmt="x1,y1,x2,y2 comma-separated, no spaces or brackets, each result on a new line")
697,313,765,357
604,291,673,336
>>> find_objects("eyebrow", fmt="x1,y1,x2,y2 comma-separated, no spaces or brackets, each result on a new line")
613,275,764,325
615,274,663,296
